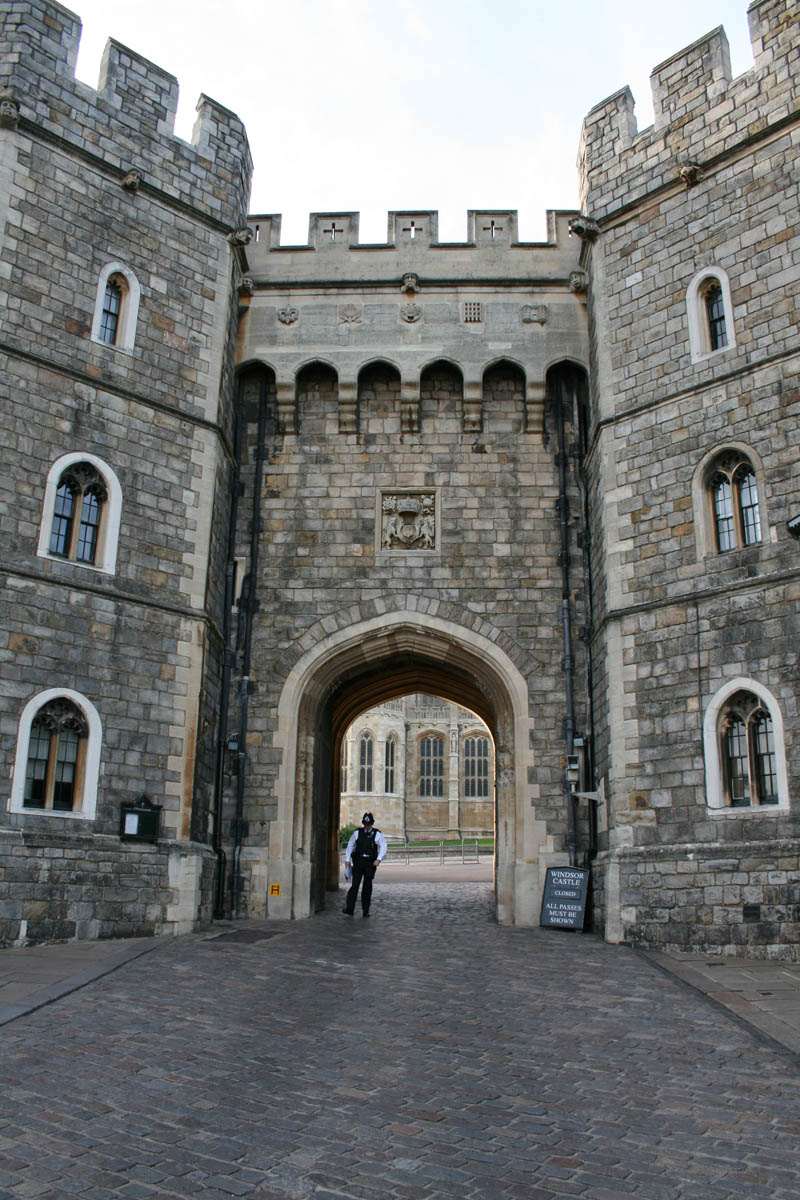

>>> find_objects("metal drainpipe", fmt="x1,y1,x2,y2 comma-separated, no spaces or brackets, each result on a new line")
570,378,598,865
211,376,246,918
230,373,269,919
555,375,578,868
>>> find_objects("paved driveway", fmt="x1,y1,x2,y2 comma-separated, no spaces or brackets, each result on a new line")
1,881,798,1199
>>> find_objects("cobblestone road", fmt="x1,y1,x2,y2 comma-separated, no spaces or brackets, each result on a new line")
1,882,799,1200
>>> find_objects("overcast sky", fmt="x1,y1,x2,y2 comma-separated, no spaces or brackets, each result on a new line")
70,0,754,244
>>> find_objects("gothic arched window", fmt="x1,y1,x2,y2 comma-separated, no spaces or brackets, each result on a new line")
464,736,490,798
39,454,122,575
709,453,761,553
384,737,396,794
686,267,736,362
719,691,778,808
359,734,373,792
24,698,88,812
48,462,108,566
10,690,102,820
702,280,728,351
91,262,141,352
99,277,124,345
419,735,444,797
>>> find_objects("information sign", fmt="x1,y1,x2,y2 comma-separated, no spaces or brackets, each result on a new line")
540,866,589,930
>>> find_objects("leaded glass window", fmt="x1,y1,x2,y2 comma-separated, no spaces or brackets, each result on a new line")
23,699,88,812
710,455,761,553
720,692,778,807
359,734,373,792
419,735,444,797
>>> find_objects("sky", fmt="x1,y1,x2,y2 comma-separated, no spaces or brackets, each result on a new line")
69,0,755,245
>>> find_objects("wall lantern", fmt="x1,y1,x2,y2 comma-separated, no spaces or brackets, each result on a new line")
787,513,800,542
120,793,162,843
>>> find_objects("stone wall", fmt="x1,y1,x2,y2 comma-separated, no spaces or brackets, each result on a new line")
226,213,590,921
581,0,800,956
0,0,250,942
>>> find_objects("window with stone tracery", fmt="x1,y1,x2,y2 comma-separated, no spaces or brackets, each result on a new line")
464,735,490,798
719,691,778,808
419,735,444,797
384,737,396,794
708,452,761,553
48,462,108,566
39,454,122,575
9,689,102,820
23,698,88,812
359,734,373,792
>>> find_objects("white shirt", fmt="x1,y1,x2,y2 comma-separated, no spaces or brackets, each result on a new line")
345,826,388,863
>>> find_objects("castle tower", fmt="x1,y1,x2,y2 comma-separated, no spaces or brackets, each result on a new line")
0,0,251,940
579,0,800,955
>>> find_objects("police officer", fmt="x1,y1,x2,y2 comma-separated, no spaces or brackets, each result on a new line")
343,812,387,918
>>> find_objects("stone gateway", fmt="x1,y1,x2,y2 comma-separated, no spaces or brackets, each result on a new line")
0,0,798,958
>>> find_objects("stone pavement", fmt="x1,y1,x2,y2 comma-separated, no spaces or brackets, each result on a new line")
0,880,799,1199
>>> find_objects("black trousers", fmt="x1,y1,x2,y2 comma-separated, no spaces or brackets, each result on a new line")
345,859,376,913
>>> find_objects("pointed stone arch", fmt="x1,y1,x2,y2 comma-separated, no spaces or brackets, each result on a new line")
253,605,561,926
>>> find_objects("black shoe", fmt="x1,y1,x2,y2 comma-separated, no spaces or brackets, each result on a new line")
362,911,370,918
343,907,354,916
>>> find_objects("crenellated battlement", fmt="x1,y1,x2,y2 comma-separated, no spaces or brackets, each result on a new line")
579,0,799,220
245,209,581,283
0,0,252,228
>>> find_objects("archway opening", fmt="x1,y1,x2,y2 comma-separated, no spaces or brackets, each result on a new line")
339,692,494,845
269,611,548,926
318,654,500,910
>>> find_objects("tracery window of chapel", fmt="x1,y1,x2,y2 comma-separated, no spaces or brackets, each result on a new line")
709,453,761,553
419,736,444,798
464,736,490,798
49,463,108,566
720,691,778,808
24,698,88,812
384,737,396,794
359,734,373,792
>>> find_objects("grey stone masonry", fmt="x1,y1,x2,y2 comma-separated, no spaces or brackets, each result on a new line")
224,207,592,926
0,0,252,228
581,0,800,957
0,0,250,943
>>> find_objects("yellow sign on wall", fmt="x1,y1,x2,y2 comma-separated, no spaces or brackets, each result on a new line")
269,883,281,896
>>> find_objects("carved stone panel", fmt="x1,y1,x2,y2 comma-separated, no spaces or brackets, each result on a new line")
400,303,422,323
379,491,438,552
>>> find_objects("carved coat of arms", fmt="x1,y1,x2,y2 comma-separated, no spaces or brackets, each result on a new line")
382,493,436,550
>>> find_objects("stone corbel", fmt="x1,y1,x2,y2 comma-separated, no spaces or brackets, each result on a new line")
569,270,587,295
568,215,600,242
400,380,420,434
121,169,142,193
677,158,702,186
228,228,253,247
525,379,546,433
0,92,20,129
338,379,358,434
276,380,295,434
462,380,483,434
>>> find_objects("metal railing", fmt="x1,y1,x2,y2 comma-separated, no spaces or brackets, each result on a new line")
340,832,494,867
